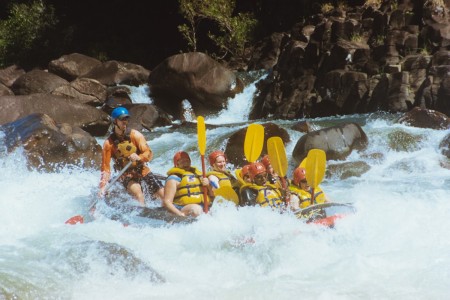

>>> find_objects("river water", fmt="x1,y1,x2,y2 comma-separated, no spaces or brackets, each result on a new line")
1,75,450,299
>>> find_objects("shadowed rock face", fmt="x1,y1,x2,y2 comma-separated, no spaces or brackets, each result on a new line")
397,107,450,129
0,94,110,136
148,52,244,118
1,113,102,171
440,132,450,159
292,122,369,163
82,60,150,86
11,69,69,95
48,52,102,81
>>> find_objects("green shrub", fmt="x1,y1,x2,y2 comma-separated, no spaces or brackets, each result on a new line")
178,0,258,61
0,0,58,68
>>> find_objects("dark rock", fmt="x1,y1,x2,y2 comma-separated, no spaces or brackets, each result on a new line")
397,107,450,129
48,53,102,81
0,94,110,136
0,113,101,171
12,70,69,95
439,132,450,158
52,78,107,107
292,122,368,163
148,52,244,118
0,65,26,87
83,60,150,86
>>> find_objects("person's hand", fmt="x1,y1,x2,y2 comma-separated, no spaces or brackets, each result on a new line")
129,153,141,162
201,177,209,186
98,189,106,198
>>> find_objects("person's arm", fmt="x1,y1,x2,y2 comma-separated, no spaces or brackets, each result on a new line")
130,130,152,163
208,174,220,190
162,177,185,217
99,139,112,195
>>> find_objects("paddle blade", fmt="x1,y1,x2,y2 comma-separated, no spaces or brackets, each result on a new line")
244,124,264,163
300,158,307,168
197,116,206,155
267,137,288,177
214,186,239,205
65,215,84,225
305,149,326,188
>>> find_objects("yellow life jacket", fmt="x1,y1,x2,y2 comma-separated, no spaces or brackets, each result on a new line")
167,167,206,206
246,183,284,209
206,170,239,188
289,184,326,208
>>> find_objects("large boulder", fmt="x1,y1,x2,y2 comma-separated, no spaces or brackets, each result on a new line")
51,77,107,107
1,113,102,171
126,104,172,131
292,122,368,163
0,94,110,136
82,60,150,86
0,83,13,96
0,65,26,87
48,53,102,81
397,107,450,129
148,52,244,119
225,122,290,167
11,70,69,95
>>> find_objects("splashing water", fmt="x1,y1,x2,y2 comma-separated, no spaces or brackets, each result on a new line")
1,75,450,299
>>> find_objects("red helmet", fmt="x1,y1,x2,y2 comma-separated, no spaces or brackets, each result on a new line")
173,151,190,166
261,154,271,168
293,167,307,185
241,164,251,177
248,162,267,180
208,150,227,166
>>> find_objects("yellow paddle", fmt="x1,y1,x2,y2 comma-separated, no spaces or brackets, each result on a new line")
267,137,288,178
267,136,289,204
197,116,209,213
244,124,264,163
305,149,326,205
299,157,307,168
214,186,239,206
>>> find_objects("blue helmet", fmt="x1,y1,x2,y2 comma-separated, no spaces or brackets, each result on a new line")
111,107,130,120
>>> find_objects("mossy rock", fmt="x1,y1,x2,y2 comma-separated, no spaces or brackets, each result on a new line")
388,130,422,152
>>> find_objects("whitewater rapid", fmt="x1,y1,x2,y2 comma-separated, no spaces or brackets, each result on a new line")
1,79,449,299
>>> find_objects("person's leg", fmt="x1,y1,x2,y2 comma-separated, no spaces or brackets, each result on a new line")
181,204,203,217
143,173,165,201
127,180,145,206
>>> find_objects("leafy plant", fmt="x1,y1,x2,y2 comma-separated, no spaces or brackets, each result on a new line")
178,0,258,61
0,0,58,68
321,3,334,14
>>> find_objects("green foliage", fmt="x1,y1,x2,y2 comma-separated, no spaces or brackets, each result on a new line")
0,0,58,68
178,0,257,61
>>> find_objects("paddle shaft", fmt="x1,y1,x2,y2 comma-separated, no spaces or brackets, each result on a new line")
104,161,133,192
65,161,133,224
196,116,209,213
89,161,134,211
200,154,209,213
